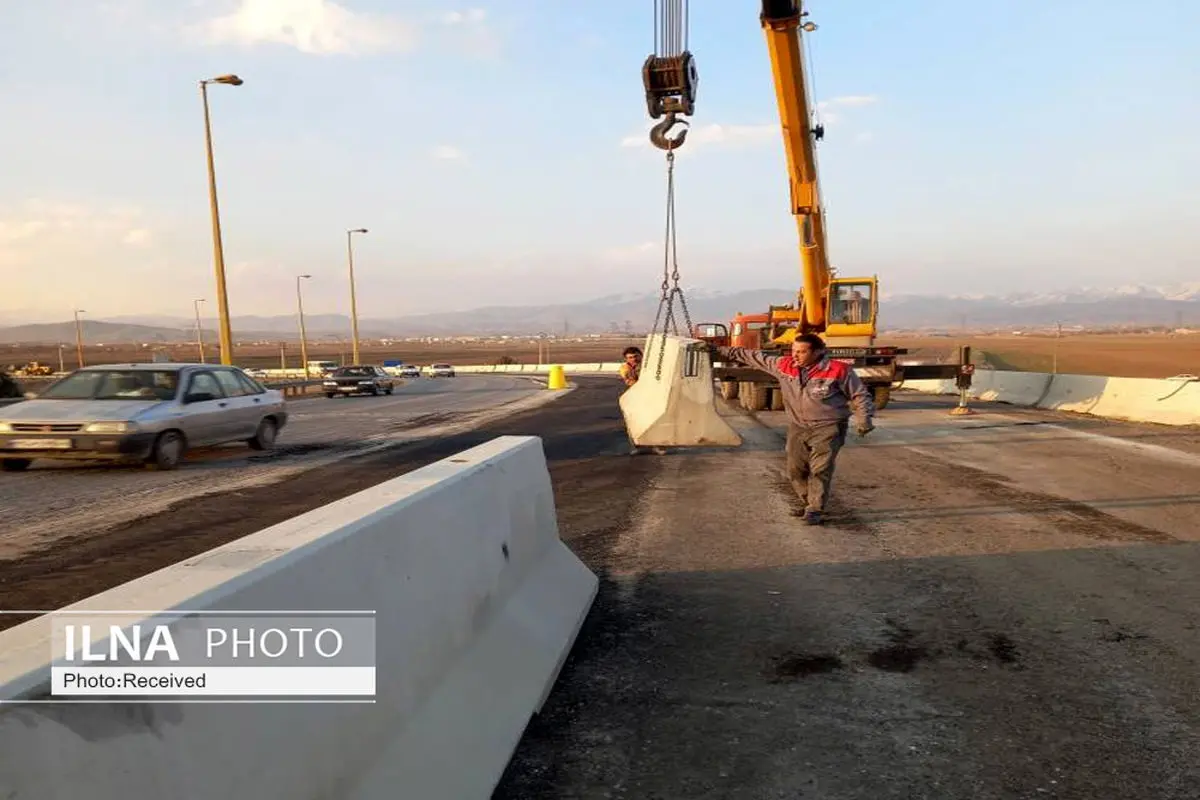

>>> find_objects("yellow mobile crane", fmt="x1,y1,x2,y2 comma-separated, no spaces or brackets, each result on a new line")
622,0,971,446
642,0,911,412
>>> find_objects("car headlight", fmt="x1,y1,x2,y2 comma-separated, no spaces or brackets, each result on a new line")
0,422,11,433
84,421,137,434
323,381,337,386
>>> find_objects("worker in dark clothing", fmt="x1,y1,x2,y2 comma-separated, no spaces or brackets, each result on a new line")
715,333,875,525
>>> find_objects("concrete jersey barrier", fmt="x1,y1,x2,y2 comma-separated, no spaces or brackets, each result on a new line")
903,370,1200,426
619,334,742,447
0,435,598,799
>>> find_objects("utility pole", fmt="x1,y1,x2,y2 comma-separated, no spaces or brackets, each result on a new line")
200,73,243,365
1053,321,1062,374
73,309,86,367
297,274,312,378
193,298,206,363
346,228,368,364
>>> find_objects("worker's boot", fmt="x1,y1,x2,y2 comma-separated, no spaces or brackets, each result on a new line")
803,510,823,526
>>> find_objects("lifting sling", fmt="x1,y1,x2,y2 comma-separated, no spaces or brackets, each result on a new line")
619,0,742,449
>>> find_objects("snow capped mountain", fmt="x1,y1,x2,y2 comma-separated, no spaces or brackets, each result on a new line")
2,283,1197,341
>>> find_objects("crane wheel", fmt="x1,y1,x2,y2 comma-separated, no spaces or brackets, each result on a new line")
872,386,891,410
741,383,770,411
719,380,739,401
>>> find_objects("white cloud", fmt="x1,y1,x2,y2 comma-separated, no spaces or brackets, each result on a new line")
620,122,778,151
0,201,150,244
826,95,879,107
0,220,49,245
440,9,486,26
194,0,420,55
618,95,881,152
431,144,466,161
601,242,658,263
122,228,153,246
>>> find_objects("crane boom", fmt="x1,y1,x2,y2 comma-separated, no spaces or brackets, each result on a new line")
761,0,829,332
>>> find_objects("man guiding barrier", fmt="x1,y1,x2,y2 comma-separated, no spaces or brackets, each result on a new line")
618,346,643,387
714,333,875,525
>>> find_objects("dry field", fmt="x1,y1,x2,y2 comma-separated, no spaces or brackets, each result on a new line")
887,332,1198,379
4,332,1196,380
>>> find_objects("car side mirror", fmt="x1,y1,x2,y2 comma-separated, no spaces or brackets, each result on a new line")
184,391,216,404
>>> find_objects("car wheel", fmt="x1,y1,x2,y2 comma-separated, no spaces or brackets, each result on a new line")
247,418,278,451
146,430,185,471
1,458,32,472
385,385,394,395
326,393,336,399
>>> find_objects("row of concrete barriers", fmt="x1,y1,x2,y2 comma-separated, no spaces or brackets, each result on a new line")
904,369,1200,426
0,436,599,799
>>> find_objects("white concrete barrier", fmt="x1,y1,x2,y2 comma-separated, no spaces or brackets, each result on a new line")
431,363,622,375
903,369,1200,426
0,435,598,800
619,334,742,447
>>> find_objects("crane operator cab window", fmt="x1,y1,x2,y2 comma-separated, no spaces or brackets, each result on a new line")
829,283,874,325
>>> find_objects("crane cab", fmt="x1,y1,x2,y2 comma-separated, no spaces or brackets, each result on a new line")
823,276,878,346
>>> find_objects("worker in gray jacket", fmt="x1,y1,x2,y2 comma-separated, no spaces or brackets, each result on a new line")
715,333,875,525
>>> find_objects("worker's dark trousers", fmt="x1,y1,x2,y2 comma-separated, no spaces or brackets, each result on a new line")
786,420,849,512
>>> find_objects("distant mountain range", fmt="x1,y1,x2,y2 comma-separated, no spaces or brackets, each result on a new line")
1,284,1197,344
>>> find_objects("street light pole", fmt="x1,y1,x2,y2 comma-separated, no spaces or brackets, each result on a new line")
200,73,243,366
297,274,312,379
73,309,86,368
193,298,206,363
346,228,368,364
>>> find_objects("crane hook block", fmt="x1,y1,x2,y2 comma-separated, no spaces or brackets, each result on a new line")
650,113,689,150
642,51,699,119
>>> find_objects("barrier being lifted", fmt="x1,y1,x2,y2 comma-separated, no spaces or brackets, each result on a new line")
619,333,743,448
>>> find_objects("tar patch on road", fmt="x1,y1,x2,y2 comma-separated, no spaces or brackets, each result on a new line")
867,618,929,673
768,651,846,681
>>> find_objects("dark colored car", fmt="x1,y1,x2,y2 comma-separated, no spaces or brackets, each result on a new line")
323,365,396,397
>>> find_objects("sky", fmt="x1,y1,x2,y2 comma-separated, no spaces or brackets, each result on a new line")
0,0,1197,324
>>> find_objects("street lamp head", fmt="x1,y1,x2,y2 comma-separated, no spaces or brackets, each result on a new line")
299,274,312,279
349,228,368,234
208,74,244,86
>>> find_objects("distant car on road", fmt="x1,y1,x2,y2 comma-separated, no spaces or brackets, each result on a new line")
0,363,287,472
323,365,396,397
428,364,456,378
397,365,421,378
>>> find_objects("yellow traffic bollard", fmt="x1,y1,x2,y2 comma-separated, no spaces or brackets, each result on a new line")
547,365,567,390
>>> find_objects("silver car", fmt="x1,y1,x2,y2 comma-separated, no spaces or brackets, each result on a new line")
0,363,288,471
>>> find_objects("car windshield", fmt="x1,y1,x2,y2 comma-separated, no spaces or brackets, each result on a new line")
38,370,180,401
333,367,373,377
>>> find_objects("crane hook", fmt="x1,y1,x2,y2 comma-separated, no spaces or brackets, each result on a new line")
649,112,689,150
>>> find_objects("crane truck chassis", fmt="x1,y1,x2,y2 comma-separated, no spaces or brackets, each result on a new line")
695,319,975,412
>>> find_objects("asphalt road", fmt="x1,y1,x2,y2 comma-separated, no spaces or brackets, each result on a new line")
0,375,554,560
495,386,1200,800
